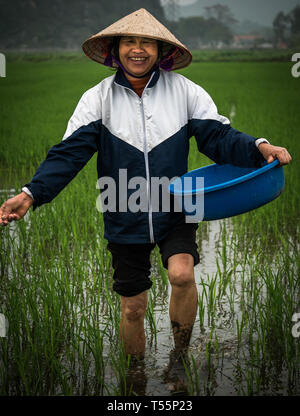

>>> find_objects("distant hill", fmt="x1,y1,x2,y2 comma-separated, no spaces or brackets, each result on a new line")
177,0,300,27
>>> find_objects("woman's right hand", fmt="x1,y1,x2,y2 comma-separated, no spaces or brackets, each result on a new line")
0,192,34,226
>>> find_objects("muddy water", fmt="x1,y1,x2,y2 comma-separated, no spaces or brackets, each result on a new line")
127,220,296,396
139,220,244,396
1,188,295,396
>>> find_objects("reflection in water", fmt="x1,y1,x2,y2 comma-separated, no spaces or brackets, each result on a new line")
122,359,148,396
0,189,15,196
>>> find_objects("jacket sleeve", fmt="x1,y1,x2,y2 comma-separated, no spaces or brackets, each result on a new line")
23,87,102,209
187,80,265,168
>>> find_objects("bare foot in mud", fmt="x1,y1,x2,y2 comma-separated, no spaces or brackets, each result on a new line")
163,350,190,396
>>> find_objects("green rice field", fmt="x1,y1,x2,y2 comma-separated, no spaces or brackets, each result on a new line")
0,53,299,396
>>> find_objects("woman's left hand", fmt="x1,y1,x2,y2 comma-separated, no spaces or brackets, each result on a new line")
258,143,292,166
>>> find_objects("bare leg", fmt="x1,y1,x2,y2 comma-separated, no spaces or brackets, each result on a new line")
168,254,198,353
120,291,148,360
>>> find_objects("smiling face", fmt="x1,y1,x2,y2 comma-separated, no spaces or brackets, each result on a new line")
118,36,158,80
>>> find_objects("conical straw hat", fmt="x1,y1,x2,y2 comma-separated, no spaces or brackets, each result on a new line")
82,8,192,71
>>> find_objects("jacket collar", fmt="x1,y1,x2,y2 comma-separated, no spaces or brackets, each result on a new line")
114,67,160,92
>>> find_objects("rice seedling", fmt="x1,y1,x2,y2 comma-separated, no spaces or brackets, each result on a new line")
145,290,157,346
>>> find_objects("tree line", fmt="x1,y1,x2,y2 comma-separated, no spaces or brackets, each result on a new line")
0,0,165,49
0,1,237,50
273,5,300,47
1,1,299,50
170,4,237,49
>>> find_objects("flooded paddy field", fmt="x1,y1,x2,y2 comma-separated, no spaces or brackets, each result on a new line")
0,56,299,396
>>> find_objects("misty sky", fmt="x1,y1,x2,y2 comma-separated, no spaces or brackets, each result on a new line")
161,0,195,4
161,0,300,26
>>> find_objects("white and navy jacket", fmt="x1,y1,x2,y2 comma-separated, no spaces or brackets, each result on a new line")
23,68,265,244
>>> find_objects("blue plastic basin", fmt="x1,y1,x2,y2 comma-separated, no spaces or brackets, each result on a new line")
169,160,285,221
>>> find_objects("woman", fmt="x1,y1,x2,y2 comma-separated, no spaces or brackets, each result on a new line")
0,9,292,363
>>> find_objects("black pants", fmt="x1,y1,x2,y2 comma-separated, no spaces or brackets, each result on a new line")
107,223,199,297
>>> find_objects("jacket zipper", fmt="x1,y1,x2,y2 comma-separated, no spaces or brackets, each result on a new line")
140,96,155,243
114,74,155,243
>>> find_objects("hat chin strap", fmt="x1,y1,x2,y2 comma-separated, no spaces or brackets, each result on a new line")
113,47,183,75
111,55,158,79
103,45,183,77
